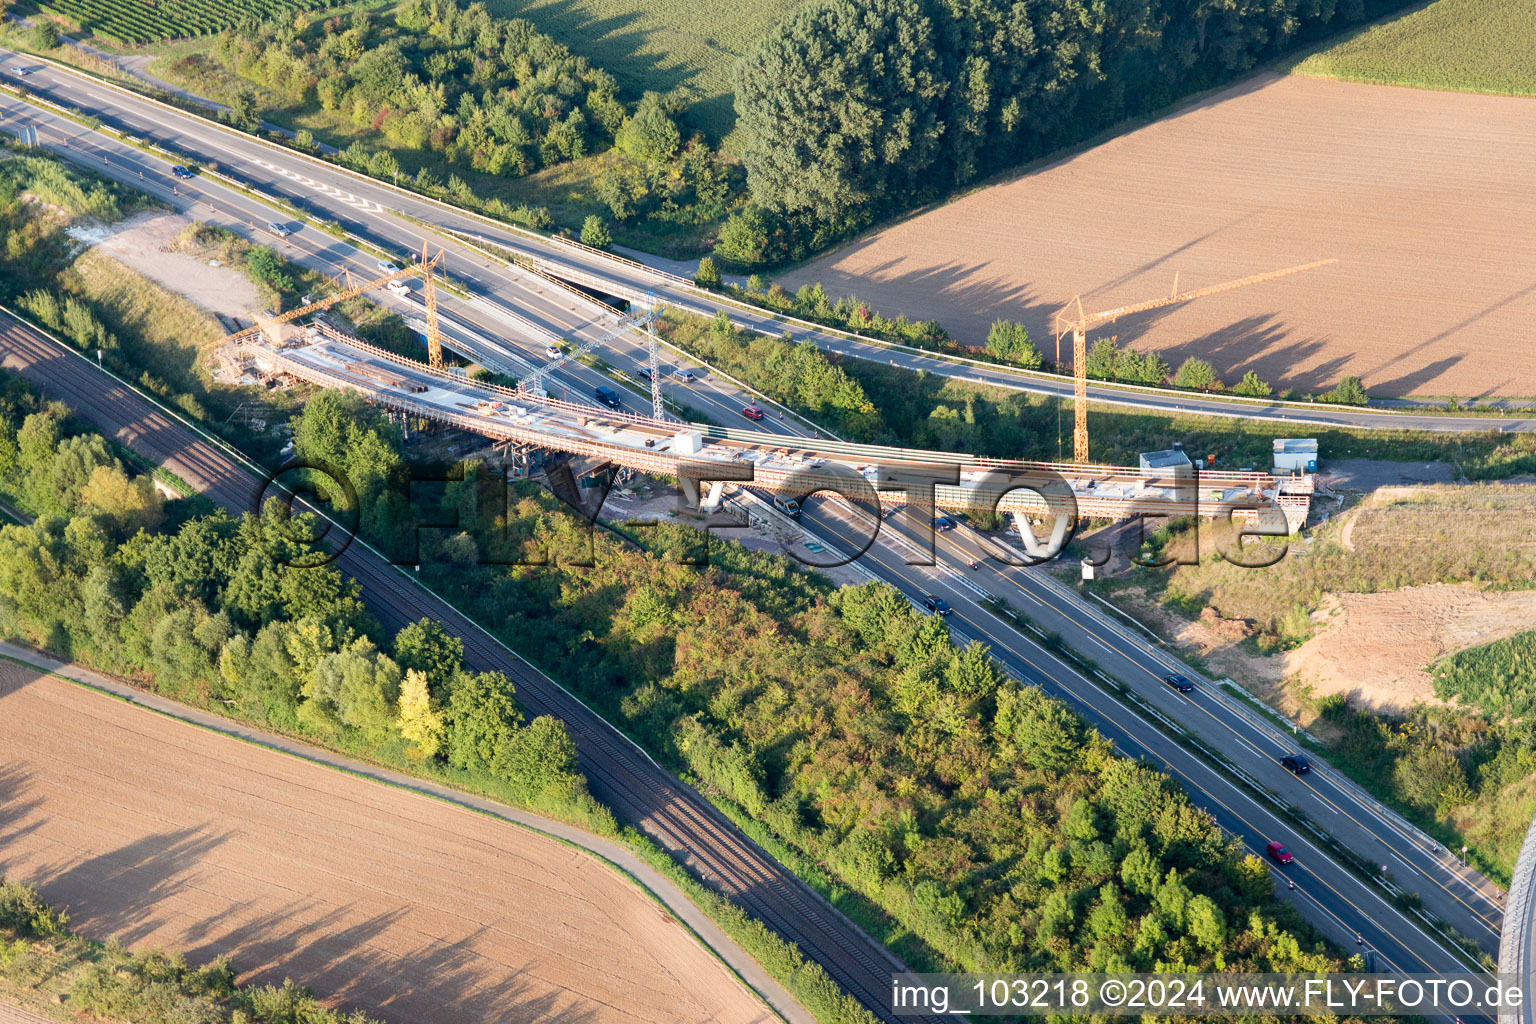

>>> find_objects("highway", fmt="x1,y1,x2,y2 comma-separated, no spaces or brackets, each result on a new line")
3,48,1534,435
794,500,1494,1002
0,53,1511,1018
2,308,1491,1023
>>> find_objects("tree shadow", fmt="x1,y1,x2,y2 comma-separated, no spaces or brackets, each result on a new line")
17,818,605,1023
30,826,235,946
0,762,48,855
486,0,706,103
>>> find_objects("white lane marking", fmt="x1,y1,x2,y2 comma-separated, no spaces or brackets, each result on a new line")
255,157,384,212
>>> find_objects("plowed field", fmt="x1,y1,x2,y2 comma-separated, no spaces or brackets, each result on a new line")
785,73,1536,398
0,660,769,1024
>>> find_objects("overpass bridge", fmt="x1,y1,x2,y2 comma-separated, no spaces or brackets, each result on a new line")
241,324,1313,547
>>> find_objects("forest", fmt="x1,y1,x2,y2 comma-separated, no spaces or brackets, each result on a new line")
0,376,596,823
725,0,1413,261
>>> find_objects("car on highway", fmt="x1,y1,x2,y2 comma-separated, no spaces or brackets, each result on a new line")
171,165,194,179
1281,754,1311,775
594,384,623,409
673,369,696,383
1265,841,1294,864
386,279,411,297
266,221,292,238
544,344,561,359
773,495,801,519
923,595,952,616
1164,673,1195,693
932,514,958,532
637,367,654,381
9,66,31,77
741,405,764,421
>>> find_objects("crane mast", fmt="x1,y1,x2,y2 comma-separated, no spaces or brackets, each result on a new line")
1054,259,1336,463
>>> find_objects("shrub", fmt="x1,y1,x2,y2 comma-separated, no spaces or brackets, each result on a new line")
984,319,1043,369
694,255,723,289
1233,370,1273,397
1174,357,1219,391
1322,375,1369,405
30,21,60,49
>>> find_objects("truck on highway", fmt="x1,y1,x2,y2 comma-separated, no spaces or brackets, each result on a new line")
594,385,622,409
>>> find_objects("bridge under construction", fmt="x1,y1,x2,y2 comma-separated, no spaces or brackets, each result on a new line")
234,321,1314,552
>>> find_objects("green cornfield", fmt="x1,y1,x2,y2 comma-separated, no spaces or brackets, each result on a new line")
38,0,350,46
1433,629,1536,720
489,0,803,140
1290,0,1536,97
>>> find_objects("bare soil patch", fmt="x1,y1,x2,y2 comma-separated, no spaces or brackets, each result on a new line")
0,660,769,1024
1106,581,1285,692
1281,584,1536,712
73,211,260,322
785,73,1536,398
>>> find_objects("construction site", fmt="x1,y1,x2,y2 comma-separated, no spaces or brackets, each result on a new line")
211,248,1320,552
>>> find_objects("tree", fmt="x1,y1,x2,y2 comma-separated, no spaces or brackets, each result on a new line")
1120,841,1161,896
81,464,164,535
580,215,611,250
304,638,401,740
713,206,775,267
398,668,446,759
30,20,60,49
228,90,261,132
1323,375,1369,405
1233,370,1272,397
1085,338,1120,380
693,256,722,289
984,319,1043,368
493,715,578,791
392,618,463,699
1185,895,1227,951
614,92,681,165
446,670,524,771
1174,357,1218,390
734,0,946,224
594,169,638,222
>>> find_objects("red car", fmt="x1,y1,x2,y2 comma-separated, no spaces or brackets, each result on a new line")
741,405,764,421
1266,841,1294,864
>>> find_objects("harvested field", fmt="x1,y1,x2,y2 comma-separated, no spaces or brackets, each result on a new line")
784,73,1536,398
0,659,769,1024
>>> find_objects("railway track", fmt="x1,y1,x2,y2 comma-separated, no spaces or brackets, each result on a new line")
0,312,943,1024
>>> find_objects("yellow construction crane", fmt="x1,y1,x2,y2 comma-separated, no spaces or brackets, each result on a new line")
213,244,447,368
1053,259,1336,463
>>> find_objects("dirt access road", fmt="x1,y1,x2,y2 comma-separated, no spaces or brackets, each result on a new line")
0,658,772,1024
786,73,1536,398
